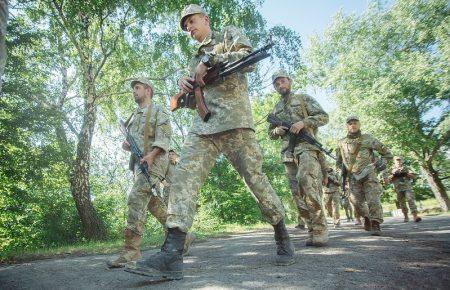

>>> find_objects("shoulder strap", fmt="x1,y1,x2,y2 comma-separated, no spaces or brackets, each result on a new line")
347,142,362,173
143,102,154,154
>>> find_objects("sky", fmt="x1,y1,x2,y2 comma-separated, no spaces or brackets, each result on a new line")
259,0,374,111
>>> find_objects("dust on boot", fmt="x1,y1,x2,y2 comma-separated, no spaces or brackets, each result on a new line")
273,219,295,266
125,227,186,281
107,229,141,269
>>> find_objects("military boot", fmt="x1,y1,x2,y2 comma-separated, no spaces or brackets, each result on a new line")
182,232,195,256
363,217,371,231
370,221,381,236
413,213,422,223
403,213,409,222
273,220,295,266
312,229,329,247
107,229,141,269
125,227,186,281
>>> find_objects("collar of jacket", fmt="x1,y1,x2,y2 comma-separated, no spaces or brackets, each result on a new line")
347,130,362,139
196,30,216,55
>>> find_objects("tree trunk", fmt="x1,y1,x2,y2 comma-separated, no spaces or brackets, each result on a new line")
419,162,450,212
69,67,106,240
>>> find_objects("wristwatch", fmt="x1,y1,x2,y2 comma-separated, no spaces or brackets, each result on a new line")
201,54,212,67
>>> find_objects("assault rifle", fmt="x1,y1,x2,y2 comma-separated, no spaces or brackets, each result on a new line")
170,41,275,122
266,114,335,160
119,120,156,196
341,164,348,192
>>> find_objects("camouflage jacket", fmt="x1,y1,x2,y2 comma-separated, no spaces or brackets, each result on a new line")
336,133,392,181
188,26,255,135
127,103,171,179
324,171,340,193
268,92,329,161
390,165,414,191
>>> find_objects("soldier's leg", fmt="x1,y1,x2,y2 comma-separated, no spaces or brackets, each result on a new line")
323,194,333,218
222,129,285,225
396,190,408,221
349,179,367,219
148,196,168,225
107,174,153,268
405,190,422,222
165,133,219,232
222,129,294,265
332,192,341,225
296,151,328,244
284,162,306,229
362,174,384,235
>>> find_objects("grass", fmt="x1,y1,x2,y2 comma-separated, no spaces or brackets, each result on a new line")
2,199,447,264
0,222,273,264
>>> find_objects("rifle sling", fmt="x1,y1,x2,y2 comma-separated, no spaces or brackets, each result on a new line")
340,141,362,174
143,101,154,155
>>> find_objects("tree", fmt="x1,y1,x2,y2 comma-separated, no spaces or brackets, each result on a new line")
306,0,449,210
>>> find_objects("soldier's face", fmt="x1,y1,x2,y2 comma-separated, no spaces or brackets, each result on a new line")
395,159,402,167
184,14,211,42
274,77,291,95
133,84,151,103
346,120,360,133
169,152,177,164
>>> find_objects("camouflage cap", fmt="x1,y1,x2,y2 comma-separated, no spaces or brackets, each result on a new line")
180,4,208,31
272,69,291,85
346,116,360,123
394,156,403,161
130,77,153,91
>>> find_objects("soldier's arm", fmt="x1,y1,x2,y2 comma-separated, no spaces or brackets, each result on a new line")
152,107,172,153
302,94,329,130
206,26,253,67
371,137,393,163
336,143,343,170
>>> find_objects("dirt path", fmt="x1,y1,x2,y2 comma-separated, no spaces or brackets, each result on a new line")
1,215,449,289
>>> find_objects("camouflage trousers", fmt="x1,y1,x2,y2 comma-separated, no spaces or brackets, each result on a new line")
396,189,418,215
166,128,285,232
126,171,168,236
284,161,307,227
340,196,354,220
294,150,328,235
349,172,384,223
323,191,340,224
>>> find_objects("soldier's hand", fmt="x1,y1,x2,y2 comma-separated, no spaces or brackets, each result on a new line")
122,140,131,151
140,154,155,168
178,76,195,93
274,126,288,136
195,62,208,87
290,121,305,134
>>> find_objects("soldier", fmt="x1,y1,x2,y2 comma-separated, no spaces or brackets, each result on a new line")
388,156,422,222
269,70,329,247
336,116,392,236
340,194,354,222
0,0,8,92
107,78,172,268
125,4,294,281
323,168,341,228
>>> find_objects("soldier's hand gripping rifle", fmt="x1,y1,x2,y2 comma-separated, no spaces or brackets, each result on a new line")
119,120,156,196
170,41,275,122
266,114,336,160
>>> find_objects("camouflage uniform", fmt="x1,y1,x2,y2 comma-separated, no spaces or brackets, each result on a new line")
269,80,329,243
107,79,171,268
336,126,392,225
126,98,171,235
0,0,8,91
323,170,341,226
340,195,354,222
165,26,285,233
390,165,418,216
162,157,177,205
